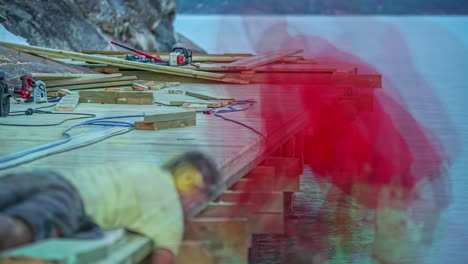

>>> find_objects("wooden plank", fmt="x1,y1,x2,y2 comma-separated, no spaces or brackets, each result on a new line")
45,76,136,88
30,73,120,80
54,95,80,112
78,91,154,105
216,191,284,214
143,110,196,123
170,101,223,108
57,89,77,96
131,82,149,91
78,91,152,98
51,58,108,67
229,179,250,191
0,42,249,84
135,119,196,130
230,72,382,87
252,63,338,73
184,104,209,111
47,81,133,92
153,119,196,130
168,89,235,103
134,122,156,130
91,68,120,73
198,49,303,71
185,91,235,103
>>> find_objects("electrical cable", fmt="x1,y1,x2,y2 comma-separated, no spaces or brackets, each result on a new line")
0,104,96,127
197,99,267,139
0,97,263,165
63,115,143,134
214,111,266,139
0,128,133,170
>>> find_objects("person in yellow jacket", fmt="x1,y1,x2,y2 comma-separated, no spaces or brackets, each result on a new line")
0,151,219,264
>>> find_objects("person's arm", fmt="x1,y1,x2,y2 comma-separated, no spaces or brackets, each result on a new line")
151,248,174,264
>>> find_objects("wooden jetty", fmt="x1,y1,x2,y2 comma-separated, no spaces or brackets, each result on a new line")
0,42,381,263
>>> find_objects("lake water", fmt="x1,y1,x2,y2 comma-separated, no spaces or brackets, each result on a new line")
175,15,468,263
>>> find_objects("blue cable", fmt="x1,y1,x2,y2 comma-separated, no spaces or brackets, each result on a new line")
0,114,144,165
62,115,143,134
0,135,72,163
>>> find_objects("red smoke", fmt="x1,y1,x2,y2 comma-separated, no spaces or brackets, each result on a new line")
214,16,460,263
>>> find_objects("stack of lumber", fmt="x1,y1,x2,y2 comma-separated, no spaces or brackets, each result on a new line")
76,49,378,90
0,42,248,85
0,41,381,91
134,110,196,131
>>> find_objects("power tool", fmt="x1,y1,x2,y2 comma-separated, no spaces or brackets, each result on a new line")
0,72,48,117
110,41,197,67
16,75,47,104
169,47,193,66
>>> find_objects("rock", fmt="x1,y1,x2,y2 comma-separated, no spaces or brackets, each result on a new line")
0,0,177,52
0,46,96,86
174,32,206,54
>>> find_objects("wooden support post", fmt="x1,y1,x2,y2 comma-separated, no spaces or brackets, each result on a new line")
185,218,251,262
261,157,302,192
216,191,284,214
229,179,250,191
228,166,275,192
175,241,214,264
249,213,284,235
293,130,305,172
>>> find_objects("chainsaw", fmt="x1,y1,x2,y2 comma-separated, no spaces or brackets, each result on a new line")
110,41,197,67
0,72,48,117
169,47,193,66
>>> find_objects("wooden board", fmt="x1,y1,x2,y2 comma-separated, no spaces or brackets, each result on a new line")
54,95,80,112
78,91,154,105
135,118,196,131
216,191,284,214
30,73,120,80
170,100,223,108
45,76,135,88
47,81,133,92
143,110,196,123
198,49,303,71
